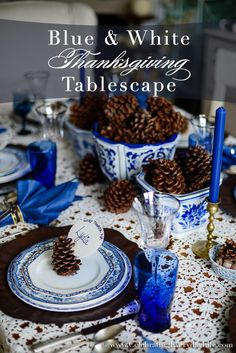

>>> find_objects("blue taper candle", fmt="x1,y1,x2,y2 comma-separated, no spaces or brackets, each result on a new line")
209,107,226,203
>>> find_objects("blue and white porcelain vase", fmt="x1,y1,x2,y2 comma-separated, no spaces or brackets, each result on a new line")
65,117,96,159
93,124,179,181
136,171,209,234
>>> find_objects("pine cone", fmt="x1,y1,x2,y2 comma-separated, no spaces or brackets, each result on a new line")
179,116,189,133
185,147,212,192
145,159,186,194
156,109,177,140
147,97,186,139
104,180,136,213
104,94,139,126
99,121,117,140
219,239,236,260
100,95,185,144
131,108,166,143
147,96,173,114
99,122,134,143
70,93,107,130
172,112,188,134
52,235,81,276
78,154,104,185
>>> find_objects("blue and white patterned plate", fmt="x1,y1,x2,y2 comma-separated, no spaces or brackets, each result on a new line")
7,239,132,312
0,147,30,183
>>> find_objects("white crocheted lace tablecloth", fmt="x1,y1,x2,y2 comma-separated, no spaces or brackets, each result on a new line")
0,105,235,353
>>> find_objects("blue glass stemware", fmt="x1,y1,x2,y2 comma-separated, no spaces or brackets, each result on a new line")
13,92,32,135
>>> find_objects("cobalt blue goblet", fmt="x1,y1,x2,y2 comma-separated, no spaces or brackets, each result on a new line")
13,91,32,135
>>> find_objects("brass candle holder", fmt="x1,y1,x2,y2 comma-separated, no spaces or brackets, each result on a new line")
192,199,220,259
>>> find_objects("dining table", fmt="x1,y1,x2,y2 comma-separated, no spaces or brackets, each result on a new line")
0,102,235,353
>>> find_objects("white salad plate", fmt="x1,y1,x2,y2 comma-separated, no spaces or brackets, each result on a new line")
7,239,132,312
0,147,31,183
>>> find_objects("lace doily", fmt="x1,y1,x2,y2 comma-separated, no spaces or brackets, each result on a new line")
0,106,235,353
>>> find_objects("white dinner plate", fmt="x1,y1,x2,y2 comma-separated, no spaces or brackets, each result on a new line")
0,148,31,183
7,239,132,312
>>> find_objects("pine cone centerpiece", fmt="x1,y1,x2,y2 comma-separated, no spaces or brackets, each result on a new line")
70,93,107,130
185,147,212,192
98,94,186,144
178,116,189,133
78,154,103,185
216,239,236,270
100,123,134,144
172,112,188,134
104,180,136,213
219,240,236,260
145,159,186,194
52,235,81,276
130,108,167,144
147,97,186,140
147,96,173,114
104,94,139,126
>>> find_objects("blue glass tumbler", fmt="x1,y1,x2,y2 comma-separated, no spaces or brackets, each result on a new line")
134,249,178,333
28,140,57,188
189,114,214,153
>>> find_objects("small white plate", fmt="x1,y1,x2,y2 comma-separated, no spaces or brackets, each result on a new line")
0,151,21,176
7,239,132,312
0,148,31,184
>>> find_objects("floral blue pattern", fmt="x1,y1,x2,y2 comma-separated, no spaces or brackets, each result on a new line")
126,150,155,172
136,171,210,233
7,239,132,312
93,128,179,180
96,146,117,179
126,146,177,173
178,200,207,230
66,120,96,159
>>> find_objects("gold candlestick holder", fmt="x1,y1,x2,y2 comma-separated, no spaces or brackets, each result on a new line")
192,199,220,260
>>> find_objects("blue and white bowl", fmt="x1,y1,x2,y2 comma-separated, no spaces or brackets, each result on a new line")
93,126,179,181
136,171,209,234
209,245,236,282
65,117,96,159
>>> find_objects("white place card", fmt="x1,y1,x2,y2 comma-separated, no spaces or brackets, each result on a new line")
68,218,104,259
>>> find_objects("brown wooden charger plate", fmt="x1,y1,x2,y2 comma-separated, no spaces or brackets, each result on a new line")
0,226,139,326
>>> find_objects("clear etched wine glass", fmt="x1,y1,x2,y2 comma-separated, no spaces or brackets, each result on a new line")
24,71,49,102
133,191,180,274
35,101,68,141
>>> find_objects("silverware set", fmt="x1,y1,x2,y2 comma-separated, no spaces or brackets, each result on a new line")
32,323,125,353
31,311,138,352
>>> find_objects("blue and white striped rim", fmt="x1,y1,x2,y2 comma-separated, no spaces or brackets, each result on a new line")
0,148,30,183
7,239,132,312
